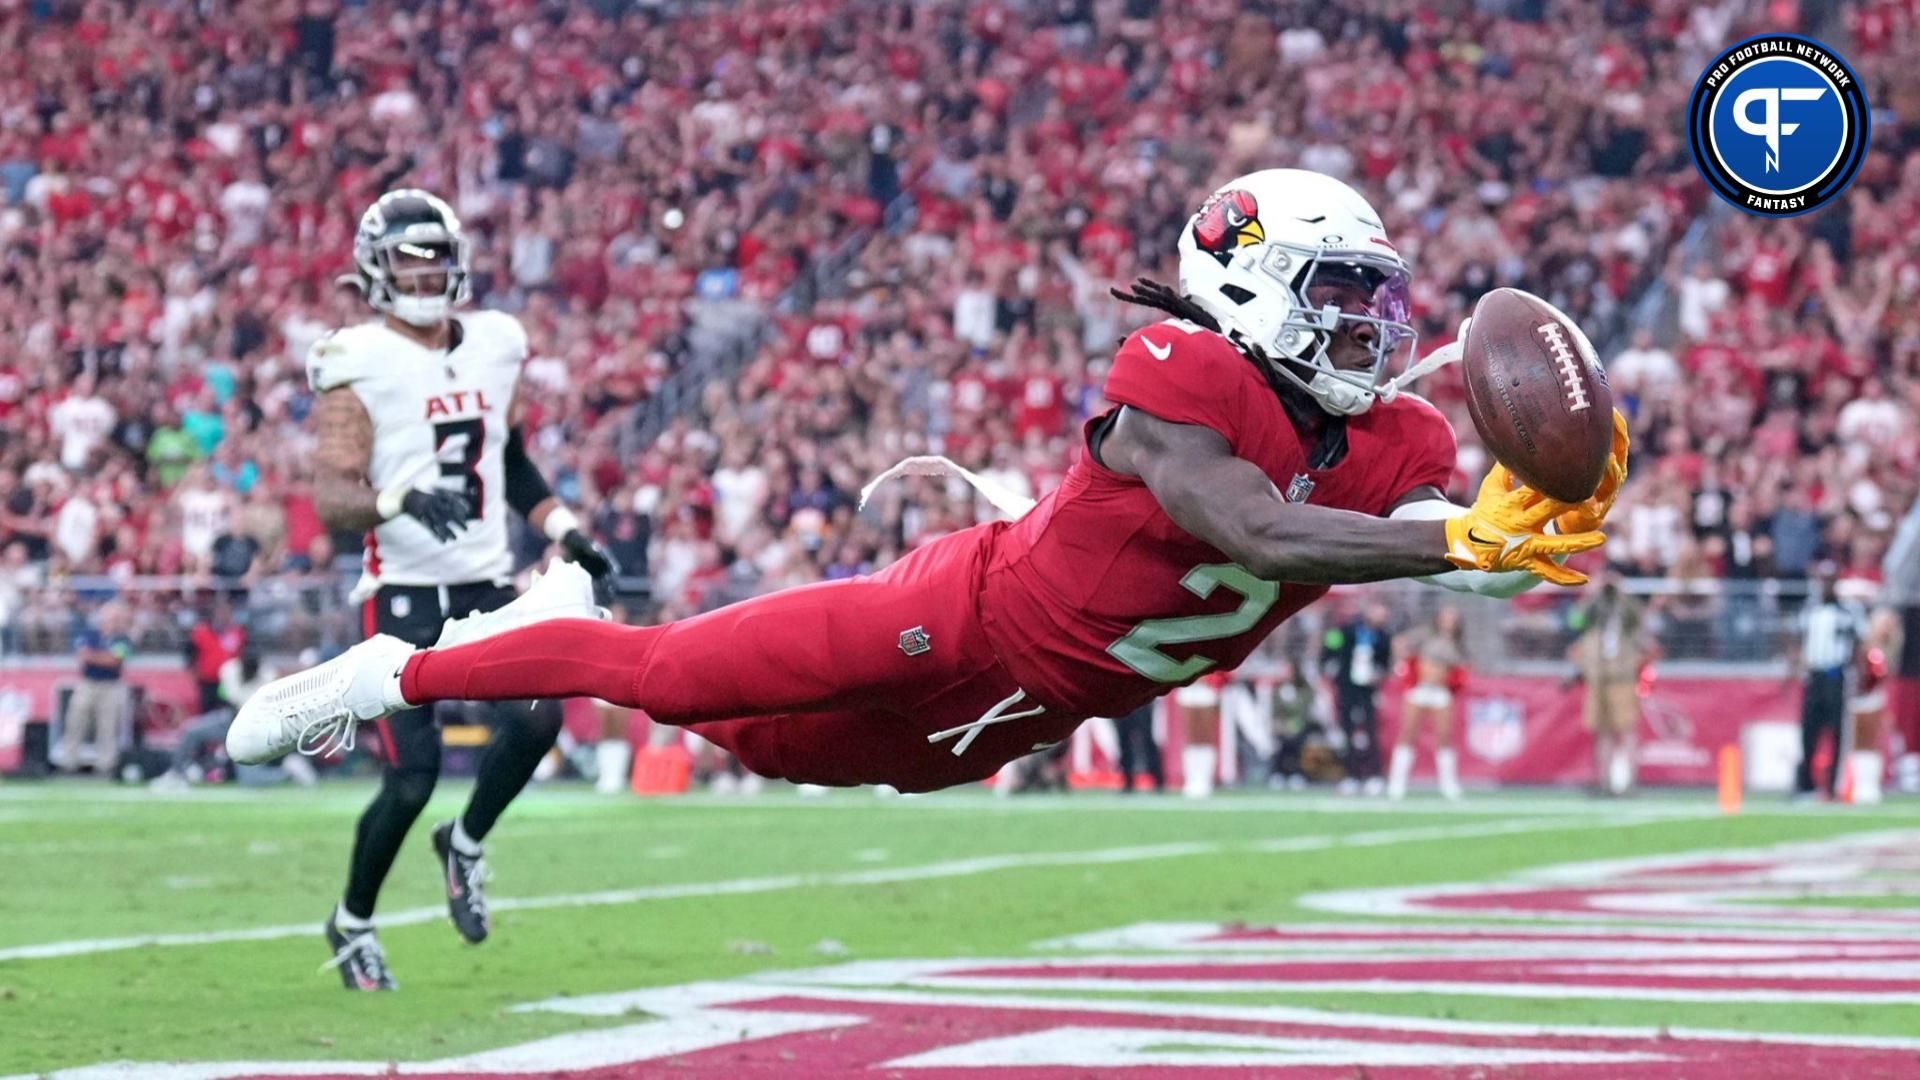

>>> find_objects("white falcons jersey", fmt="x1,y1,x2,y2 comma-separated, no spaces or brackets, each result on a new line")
307,310,526,599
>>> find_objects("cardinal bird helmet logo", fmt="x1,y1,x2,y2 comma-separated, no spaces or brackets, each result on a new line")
1192,188,1264,261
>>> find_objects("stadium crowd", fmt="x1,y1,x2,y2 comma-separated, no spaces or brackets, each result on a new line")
0,0,1915,663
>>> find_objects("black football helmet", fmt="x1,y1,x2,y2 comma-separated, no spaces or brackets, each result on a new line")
351,189,471,327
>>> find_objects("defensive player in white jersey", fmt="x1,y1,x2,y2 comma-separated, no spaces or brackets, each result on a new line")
307,190,616,990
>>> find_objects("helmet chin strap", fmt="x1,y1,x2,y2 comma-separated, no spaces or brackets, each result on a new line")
1259,340,1377,417
1304,371,1374,416
1378,319,1469,403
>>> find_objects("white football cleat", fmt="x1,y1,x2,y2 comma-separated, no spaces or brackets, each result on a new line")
434,559,605,648
226,560,604,765
225,634,417,765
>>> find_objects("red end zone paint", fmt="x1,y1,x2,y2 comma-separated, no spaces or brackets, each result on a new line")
51,833,1920,1080
165,986,1920,1080
948,947,1920,1001
1303,829,1920,929
1196,925,1920,948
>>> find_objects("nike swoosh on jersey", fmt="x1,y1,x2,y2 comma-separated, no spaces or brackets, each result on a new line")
1143,337,1172,361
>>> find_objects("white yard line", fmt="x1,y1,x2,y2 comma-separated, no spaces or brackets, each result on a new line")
0,815,784,858
0,816,1654,964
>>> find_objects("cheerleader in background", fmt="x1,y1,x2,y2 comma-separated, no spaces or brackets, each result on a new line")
1175,670,1232,799
1387,606,1468,801
1849,608,1901,805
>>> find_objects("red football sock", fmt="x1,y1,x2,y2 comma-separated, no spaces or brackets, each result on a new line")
400,619,659,707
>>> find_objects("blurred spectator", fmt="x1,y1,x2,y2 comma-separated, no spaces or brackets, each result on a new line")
1568,573,1657,797
1611,328,1680,404
1681,259,1743,340
188,600,247,715
151,645,313,792
145,403,203,489
1113,701,1164,795
1266,658,1326,789
0,541,42,654
176,465,233,578
1323,604,1392,795
56,603,132,778
49,373,114,472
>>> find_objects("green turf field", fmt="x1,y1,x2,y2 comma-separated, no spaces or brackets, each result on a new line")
2,783,1918,1077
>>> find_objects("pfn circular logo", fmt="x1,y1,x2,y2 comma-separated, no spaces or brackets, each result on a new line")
1688,34,1868,217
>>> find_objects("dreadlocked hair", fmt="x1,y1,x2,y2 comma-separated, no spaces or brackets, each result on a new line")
1110,278,1220,334
1110,276,1299,405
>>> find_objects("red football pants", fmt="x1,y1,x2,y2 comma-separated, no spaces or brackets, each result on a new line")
399,525,1083,792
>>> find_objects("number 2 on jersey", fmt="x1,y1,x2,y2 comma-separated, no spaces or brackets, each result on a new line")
432,418,485,521
1106,564,1278,683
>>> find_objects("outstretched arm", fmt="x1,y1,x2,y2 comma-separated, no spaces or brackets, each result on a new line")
1395,408,1630,596
1100,406,1454,584
1389,484,1542,599
1100,406,1600,586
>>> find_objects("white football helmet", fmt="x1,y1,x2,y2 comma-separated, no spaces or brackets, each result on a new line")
1177,169,1416,416
351,189,471,328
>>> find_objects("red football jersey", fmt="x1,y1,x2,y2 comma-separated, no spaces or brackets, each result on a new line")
980,319,1455,718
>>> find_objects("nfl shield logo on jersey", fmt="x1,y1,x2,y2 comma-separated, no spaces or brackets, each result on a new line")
1284,473,1316,503
898,626,932,657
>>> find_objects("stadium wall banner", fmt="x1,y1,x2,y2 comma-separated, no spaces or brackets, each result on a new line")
1075,675,1798,789
1379,675,1798,786
0,662,200,770
0,662,1798,785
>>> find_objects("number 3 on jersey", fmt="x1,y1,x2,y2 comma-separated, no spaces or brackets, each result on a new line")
1107,564,1278,683
433,418,485,521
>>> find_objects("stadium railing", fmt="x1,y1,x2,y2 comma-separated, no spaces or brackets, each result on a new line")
6,570,1828,673
1353,576,1829,676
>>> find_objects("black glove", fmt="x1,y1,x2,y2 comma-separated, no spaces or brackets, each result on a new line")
401,489,472,543
560,528,618,580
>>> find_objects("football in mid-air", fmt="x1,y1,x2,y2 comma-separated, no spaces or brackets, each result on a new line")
1459,287,1613,504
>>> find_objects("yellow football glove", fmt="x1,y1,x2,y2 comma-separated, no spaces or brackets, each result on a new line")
1444,465,1605,586
1556,409,1630,535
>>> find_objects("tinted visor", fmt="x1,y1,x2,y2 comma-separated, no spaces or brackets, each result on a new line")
376,237,460,297
1297,256,1415,384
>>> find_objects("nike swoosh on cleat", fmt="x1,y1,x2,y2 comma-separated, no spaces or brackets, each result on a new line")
1143,337,1172,361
